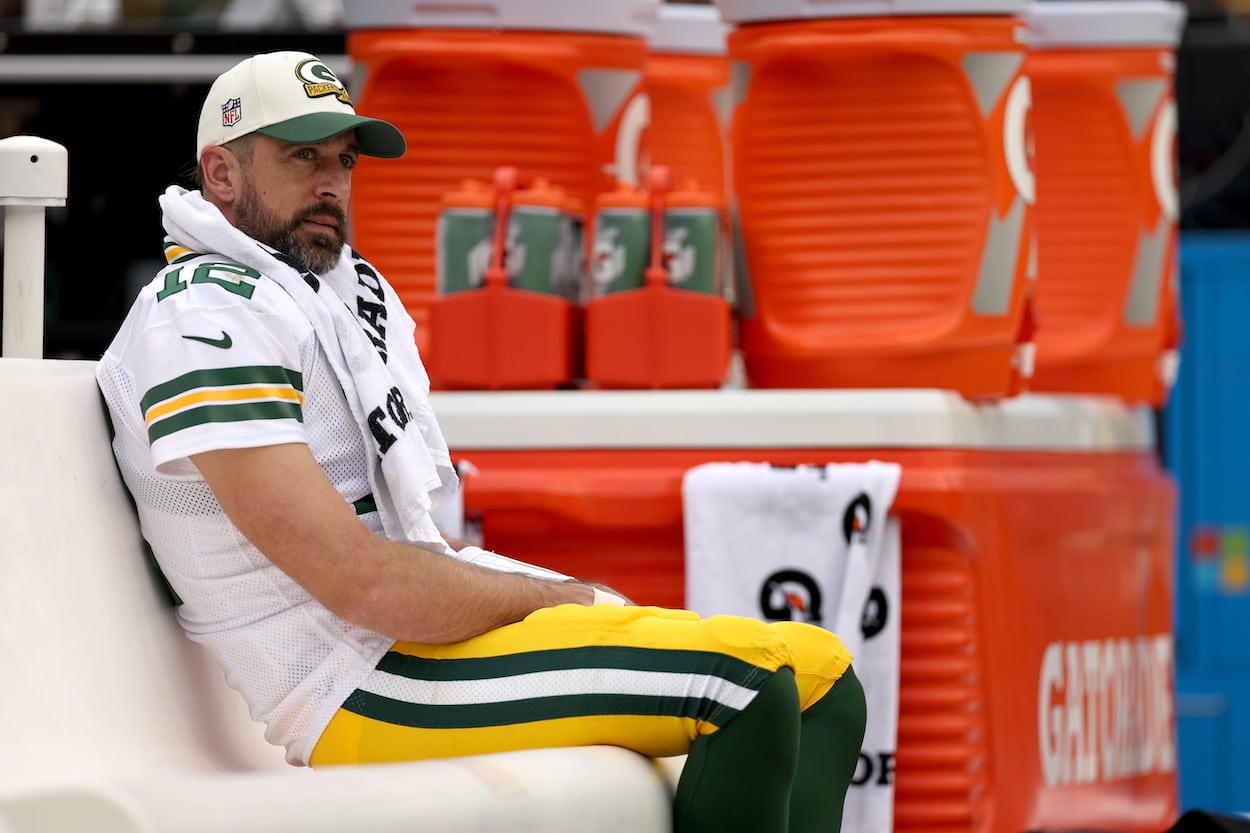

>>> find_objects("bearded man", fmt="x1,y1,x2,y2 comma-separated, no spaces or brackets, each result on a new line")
95,51,866,833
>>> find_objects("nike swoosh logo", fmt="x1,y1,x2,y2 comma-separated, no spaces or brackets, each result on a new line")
182,331,233,349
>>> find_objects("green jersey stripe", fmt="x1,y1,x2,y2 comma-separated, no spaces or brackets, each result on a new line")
352,495,378,515
342,689,743,730
375,646,768,689
140,366,304,413
147,400,303,443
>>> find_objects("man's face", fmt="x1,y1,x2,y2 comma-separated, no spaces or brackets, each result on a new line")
233,132,358,275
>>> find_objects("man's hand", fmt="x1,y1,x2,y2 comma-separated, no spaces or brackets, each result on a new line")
439,529,476,552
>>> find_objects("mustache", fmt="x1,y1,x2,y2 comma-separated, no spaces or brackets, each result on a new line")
292,202,347,236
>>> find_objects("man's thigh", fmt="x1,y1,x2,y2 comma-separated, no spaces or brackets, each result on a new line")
312,604,848,765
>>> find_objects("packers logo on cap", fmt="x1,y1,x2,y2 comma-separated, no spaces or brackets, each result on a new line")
295,58,351,106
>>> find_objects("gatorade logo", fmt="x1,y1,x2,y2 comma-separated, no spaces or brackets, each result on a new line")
861,586,889,640
466,222,525,288
664,226,696,285
591,226,628,290
759,569,823,625
1038,634,1175,787
614,92,650,187
1003,75,1035,206
295,58,351,105
843,493,872,546
1150,97,1178,222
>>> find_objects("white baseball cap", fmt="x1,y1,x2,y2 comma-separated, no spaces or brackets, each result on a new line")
196,51,406,161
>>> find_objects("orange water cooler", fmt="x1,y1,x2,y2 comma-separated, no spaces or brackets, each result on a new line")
1026,0,1186,406
570,5,734,391
644,3,731,203
714,0,1035,399
432,389,1178,832
345,0,659,354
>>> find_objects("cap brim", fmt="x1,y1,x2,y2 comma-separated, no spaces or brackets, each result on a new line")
256,112,406,159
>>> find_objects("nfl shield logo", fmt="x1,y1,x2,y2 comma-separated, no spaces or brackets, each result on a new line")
221,97,242,128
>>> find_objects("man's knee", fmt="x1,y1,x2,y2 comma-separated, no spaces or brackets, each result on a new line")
767,620,854,706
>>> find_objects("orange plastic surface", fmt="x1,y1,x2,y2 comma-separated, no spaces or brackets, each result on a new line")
584,285,731,388
726,17,1033,399
454,444,1177,833
595,180,650,211
1027,46,1180,406
513,177,582,213
644,51,729,203
441,178,495,210
428,287,581,390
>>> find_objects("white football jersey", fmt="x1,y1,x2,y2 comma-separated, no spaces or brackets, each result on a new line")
97,246,448,765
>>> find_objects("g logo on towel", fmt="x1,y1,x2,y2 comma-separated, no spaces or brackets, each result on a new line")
759,569,823,625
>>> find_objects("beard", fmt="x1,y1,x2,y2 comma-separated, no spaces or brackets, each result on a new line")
235,183,347,276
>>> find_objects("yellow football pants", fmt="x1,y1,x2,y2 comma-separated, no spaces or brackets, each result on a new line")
310,603,852,766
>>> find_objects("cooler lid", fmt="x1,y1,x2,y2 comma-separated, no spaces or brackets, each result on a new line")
430,390,1154,451
344,0,660,36
713,0,1028,23
649,4,730,55
1027,1,1187,49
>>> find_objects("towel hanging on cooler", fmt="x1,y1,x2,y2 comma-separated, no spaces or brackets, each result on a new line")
682,459,903,833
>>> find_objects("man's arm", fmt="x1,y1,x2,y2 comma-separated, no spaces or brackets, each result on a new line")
190,443,595,644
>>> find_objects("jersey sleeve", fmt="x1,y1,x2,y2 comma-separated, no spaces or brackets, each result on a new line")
125,260,313,477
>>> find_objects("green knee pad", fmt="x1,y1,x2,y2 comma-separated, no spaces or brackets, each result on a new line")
672,666,801,833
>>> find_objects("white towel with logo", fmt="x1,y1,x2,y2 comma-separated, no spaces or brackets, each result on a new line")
682,460,902,833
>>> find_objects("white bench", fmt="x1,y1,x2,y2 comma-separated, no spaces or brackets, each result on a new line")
0,356,673,833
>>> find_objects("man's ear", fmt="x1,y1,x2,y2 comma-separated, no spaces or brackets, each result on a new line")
200,145,242,206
